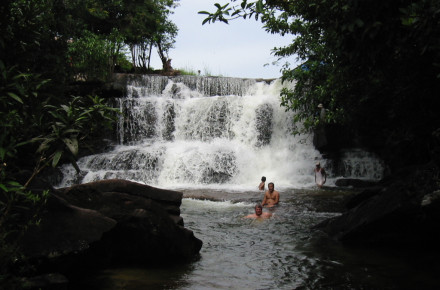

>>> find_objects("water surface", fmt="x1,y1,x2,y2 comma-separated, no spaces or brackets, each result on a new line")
76,187,440,289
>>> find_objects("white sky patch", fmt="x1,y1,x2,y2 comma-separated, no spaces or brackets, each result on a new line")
149,0,296,79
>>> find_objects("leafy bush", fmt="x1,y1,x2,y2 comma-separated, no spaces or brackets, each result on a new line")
201,0,440,168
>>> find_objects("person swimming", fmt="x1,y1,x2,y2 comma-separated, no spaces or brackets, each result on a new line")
244,204,272,219
261,182,279,207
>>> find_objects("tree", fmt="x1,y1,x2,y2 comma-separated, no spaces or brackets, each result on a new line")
0,1,120,286
118,0,179,72
62,0,179,75
200,0,440,169
0,0,183,285
155,19,178,72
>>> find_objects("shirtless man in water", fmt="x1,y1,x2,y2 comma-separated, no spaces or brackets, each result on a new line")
245,204,272,219
261,182,279,207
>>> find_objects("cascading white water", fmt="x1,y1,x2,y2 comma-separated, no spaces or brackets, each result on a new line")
57,75,384,190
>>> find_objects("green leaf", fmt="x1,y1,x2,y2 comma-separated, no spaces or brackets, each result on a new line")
231,10,241,17
36,79,51,90
7,181,22,187
37,139,52,153
48,110,63,120
63,137,78,156
7,92,23,104
62,129,81,135
256,0,263,13
15,140,32,147
52,150,62,167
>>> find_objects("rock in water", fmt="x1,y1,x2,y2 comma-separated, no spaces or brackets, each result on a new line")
20,179,202,281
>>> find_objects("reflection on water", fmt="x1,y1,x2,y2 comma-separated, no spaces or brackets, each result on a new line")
77,188,440,289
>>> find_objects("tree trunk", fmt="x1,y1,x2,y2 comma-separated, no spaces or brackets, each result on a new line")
156,41,171,72
148,42,153,70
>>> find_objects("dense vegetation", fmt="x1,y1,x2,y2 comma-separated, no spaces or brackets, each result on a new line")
201,0,440,170
0,0,178,287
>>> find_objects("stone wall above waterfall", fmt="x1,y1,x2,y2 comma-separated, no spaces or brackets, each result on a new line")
113,73,261,97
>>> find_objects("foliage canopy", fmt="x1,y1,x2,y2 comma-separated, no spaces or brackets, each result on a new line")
201,0,440,168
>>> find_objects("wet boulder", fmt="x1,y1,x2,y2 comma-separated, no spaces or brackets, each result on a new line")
20,179,202,280
315,162,440,247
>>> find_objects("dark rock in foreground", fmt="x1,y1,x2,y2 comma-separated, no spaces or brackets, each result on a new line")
20,179,202,283
315,162,440,247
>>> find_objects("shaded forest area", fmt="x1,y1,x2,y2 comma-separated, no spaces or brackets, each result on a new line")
0,1,179,288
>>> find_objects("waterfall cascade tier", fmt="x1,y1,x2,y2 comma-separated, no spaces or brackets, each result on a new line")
57,75,384,190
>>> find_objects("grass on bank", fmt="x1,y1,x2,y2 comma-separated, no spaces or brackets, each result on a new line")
177,65,224,77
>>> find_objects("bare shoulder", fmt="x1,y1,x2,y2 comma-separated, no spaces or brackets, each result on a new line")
244,214,256,218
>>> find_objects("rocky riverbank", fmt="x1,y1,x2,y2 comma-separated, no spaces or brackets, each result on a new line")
317,161,440,248
19,179,202,289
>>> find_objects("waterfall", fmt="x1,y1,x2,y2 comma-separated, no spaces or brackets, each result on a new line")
57,75,384,190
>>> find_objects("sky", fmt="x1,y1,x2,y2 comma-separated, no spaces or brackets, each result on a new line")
150,0,296,79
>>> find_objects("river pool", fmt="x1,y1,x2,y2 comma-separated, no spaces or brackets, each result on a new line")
72,187,439,289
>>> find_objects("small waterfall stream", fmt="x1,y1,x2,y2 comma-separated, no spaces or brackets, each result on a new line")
57,75,384,190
